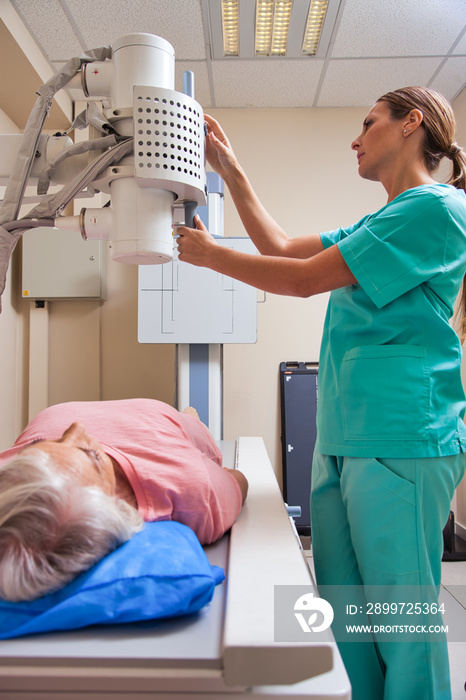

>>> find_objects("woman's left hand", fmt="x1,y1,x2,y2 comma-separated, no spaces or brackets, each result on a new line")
176,215,217,267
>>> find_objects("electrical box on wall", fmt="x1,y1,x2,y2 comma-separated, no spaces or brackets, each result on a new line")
22,227,104,300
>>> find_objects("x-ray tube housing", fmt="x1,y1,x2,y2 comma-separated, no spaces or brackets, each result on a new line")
54,33,205,265
110,178,175,264
107,34,177,264
110,34,175,137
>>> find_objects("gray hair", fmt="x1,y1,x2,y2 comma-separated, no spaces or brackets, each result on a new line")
0,449,144,602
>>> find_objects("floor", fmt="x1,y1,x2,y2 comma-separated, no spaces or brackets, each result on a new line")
303,545,466,699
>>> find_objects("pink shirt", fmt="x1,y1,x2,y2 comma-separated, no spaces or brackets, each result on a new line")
0,399,242,544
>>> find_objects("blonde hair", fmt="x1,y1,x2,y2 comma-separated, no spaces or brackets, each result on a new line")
378,87,466,342
0,449,143,601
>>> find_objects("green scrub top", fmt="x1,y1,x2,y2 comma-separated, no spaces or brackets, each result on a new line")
316,184,466,458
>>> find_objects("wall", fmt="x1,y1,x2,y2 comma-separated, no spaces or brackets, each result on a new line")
0,108,28,451
47,265,176,407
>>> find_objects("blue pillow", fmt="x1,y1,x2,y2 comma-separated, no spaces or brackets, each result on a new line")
0,521,225,639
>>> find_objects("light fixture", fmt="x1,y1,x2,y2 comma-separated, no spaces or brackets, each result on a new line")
255,0,274,56
203,0,342,59
271,0,293,55
255,0,293,57
302,0,329,55
221,0,239,56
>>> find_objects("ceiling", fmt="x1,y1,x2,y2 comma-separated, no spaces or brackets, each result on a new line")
1,0,466,130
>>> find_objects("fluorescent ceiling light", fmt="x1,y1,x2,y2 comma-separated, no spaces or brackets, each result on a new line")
302,0,329,55
255,0,274,56
204,0,341,59
256,0,293,57
221,0,239,56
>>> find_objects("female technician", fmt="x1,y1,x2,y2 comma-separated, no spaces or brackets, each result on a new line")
177,87,466,699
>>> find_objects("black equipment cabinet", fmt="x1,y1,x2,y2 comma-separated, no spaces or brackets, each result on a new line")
280,362,318,536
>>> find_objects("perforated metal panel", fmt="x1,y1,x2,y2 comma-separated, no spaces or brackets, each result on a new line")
133,85,206,203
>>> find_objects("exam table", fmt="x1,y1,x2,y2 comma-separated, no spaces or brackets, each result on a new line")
0,437,351,699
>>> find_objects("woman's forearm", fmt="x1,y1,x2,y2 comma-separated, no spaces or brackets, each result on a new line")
196,241,355,298
224,165,292,256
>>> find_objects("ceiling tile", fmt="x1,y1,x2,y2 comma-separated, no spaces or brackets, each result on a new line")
429,57,466,103
317,57,444,107
63,0,206,60
332,0,466,58
12,0,83,60
212,59,325,108
452,29,466,55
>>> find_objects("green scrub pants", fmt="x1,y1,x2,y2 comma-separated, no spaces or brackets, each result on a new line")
310,451,466,700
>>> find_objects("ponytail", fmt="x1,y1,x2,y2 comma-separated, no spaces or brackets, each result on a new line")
448,144,466,343
447,143,466,193
448,145,466,344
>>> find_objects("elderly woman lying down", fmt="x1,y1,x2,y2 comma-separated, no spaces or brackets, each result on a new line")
0,399,248,602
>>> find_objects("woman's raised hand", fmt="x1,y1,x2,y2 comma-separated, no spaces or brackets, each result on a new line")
204,113,240,182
